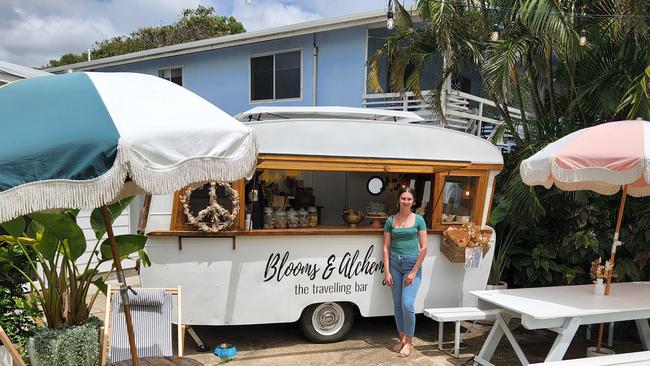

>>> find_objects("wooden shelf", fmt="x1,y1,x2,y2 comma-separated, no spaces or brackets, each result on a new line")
148,226,441,237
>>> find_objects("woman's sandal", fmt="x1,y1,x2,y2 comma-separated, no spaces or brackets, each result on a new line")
398,343,411,358
392,342,404,352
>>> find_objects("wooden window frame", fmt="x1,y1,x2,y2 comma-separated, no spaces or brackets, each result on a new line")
170,180,246,231
430,170,489,231
167,155,499,234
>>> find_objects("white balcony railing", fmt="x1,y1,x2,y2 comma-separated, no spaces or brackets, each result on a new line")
362,89,525,140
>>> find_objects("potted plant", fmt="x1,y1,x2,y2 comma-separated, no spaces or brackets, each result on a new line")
487,227,516,290
0,198,148,366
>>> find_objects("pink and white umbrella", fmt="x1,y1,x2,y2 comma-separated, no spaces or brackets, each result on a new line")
521,120,650,196
521,119,650,352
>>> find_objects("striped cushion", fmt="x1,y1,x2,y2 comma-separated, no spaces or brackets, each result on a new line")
109,289,172,363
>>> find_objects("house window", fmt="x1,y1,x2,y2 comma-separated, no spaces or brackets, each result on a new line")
158,67,183,86
250,50,301,101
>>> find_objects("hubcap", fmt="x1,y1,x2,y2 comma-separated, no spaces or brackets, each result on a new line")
311,302,345,336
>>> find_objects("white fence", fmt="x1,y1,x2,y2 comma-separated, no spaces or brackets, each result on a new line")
362,89,524,139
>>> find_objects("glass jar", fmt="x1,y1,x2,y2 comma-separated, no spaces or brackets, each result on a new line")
287,208,299,229
297,208,309,228
274,209,287,229
263,207,274,229
307,206,318,227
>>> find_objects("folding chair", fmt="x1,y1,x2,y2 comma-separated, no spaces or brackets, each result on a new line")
101,286,185,364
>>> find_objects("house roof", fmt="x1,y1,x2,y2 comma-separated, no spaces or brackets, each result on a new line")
0,60,50,83
46,9,391,73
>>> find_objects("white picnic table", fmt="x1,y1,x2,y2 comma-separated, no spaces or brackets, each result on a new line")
471,282,650,366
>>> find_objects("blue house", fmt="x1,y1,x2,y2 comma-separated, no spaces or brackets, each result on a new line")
47,10,521,138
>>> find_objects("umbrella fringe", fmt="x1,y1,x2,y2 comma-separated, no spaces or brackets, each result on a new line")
0,132,258,224
123,132,258,194
550,160,644,187
0,153,128,223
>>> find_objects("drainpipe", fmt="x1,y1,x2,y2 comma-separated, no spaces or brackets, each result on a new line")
312,34,318,106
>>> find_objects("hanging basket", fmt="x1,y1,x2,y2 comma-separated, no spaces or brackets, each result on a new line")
441,225,491,263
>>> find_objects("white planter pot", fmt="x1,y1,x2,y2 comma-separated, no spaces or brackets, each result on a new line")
0,345,13,366
486,281,508,290
587,346,615,357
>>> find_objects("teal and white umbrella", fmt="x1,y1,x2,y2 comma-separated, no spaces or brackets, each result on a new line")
0,72,257,366
0,72,257,222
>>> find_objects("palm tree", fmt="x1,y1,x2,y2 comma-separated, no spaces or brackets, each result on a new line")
368,0,650,286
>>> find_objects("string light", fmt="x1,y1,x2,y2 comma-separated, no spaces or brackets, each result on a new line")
245,0,253,4
491,24,500,42
387,0,395,30
579,29,588,46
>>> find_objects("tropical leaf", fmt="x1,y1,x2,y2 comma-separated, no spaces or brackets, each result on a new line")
30,213,86,261
1,217,25,239
99,234,147,261
90,196,134,240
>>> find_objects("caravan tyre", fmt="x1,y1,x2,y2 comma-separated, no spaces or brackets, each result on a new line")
299,302,354,343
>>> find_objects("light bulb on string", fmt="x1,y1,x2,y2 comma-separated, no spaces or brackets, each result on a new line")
579,29,588,46
245,0,253,4
386,0,395,30
491,24,500,42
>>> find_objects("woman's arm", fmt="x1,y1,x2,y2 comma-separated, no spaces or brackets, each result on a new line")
383,231,393,286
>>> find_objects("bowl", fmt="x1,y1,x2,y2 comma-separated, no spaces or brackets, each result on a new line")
342,209,364,228
214,343,237,359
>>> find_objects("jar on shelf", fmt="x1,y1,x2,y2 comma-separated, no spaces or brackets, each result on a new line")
263,207,274,229
274,209,287,229
297,208,309,228
307,206,318,227
287,208,299,229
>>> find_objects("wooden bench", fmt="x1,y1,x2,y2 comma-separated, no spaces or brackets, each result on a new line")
424,307,501,357
529,350,650,365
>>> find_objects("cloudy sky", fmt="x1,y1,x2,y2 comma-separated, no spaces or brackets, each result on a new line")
1,0,411,68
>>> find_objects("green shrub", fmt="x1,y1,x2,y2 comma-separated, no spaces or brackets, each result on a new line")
28,319,101,366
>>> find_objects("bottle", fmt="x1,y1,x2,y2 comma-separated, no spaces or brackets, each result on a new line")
594,278,605,296
287,208,299,229
274,209,287,229
308,206,318,227
263,207,274,229
297,208,308,228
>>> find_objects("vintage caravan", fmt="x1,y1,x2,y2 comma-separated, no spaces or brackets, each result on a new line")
141,107,503,344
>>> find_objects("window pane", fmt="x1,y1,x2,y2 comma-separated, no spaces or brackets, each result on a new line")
441,176,477,224
158,70,166,78
275,68,300,99
251,56,274,100
170,68,183,86
275,51,300,70
275,51,300,99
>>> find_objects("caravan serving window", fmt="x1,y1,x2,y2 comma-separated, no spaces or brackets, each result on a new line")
431,171,489,230
250,50,301,101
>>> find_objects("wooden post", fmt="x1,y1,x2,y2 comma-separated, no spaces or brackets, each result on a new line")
101,206,140,366
0,325,26,366
596,185,628,352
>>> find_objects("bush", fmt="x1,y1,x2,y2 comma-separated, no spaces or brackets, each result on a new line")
28,318,101,366
0,237,40,351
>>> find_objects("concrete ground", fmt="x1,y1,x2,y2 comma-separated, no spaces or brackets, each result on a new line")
95,271,645,366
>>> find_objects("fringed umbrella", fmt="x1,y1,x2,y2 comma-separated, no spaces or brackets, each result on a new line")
520,119,650,352
0,72,257,365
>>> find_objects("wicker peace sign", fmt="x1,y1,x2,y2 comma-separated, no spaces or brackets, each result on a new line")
179,182,240,232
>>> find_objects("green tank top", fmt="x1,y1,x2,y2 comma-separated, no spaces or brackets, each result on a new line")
384,214,427,256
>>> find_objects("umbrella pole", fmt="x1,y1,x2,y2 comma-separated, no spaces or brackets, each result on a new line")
596,185,628,352
101,206,140,366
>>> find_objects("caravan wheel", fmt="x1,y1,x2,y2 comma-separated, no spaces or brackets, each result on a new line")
299,302,354,343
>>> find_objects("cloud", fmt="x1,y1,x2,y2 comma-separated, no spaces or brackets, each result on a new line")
1,0,394,67
0,0,209,67
232,1,321,32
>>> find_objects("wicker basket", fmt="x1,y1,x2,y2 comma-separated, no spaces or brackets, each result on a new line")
441,232,490,263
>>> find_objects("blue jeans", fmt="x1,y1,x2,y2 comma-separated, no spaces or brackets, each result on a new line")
389,252,422,337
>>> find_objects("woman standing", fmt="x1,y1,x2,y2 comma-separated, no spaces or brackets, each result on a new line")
383,186,428,358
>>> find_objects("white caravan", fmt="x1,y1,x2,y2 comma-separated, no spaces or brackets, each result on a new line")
141,106,503,345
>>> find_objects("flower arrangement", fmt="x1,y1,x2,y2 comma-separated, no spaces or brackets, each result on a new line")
589,257,614,280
